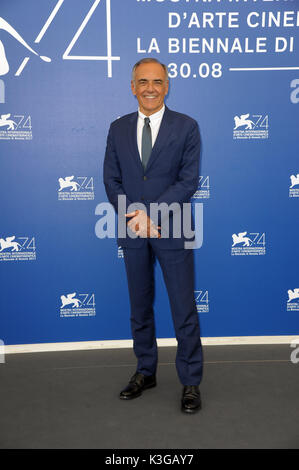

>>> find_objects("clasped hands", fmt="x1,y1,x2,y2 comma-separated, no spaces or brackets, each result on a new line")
125,210,161,238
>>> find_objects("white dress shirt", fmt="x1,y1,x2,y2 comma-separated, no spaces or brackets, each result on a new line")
137,105,165,160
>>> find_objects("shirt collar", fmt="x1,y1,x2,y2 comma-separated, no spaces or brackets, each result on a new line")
138,104,165,122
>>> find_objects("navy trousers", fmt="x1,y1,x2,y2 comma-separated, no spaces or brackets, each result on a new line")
123,241,203,386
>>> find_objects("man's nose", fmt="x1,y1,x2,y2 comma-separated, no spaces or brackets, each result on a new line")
146,81,155,92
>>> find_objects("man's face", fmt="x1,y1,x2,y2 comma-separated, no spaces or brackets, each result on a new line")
131,62,169,116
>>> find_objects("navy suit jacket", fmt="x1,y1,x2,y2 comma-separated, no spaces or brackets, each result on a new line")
103,106,200,249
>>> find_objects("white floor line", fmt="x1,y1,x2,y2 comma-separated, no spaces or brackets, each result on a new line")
4,335,298,354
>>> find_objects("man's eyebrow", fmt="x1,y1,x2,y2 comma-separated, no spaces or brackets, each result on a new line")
137,78,164,82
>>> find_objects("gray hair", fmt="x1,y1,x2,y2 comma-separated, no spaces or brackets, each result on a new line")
131,58,169,82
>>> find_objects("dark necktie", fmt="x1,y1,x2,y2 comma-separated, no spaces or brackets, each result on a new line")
141,117,152,170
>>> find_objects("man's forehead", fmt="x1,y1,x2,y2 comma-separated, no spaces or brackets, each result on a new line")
135,63,166,79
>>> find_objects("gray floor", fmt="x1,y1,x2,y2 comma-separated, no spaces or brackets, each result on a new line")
0,344,298,449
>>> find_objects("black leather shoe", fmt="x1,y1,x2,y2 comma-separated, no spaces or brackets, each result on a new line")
119,372,156,400
181,385,201,413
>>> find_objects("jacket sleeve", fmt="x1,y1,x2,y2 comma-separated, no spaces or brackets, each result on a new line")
103,124,133,214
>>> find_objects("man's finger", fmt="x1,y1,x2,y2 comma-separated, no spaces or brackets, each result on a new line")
125,210,139,217
128,223,138,233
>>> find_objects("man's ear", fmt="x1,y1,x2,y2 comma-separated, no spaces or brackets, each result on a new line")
165,80,169,95
131,80,136,96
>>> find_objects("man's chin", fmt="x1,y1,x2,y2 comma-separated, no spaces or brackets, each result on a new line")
140,102,163,115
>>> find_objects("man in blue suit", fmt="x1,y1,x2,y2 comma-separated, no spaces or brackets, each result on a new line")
103,58,203,413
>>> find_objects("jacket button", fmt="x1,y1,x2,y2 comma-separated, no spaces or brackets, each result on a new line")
143,176,147,181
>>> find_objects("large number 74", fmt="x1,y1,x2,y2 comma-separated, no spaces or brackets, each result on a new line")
63,0,120,77
16,0,120,78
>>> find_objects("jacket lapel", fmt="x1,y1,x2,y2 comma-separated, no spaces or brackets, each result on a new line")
128,112,144,172
145,106,174,172
127,106,174,173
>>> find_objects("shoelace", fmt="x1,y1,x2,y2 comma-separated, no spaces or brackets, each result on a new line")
183,386,199,399
130,373,144,385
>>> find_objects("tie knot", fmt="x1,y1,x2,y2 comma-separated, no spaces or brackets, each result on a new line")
144,117,150,126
